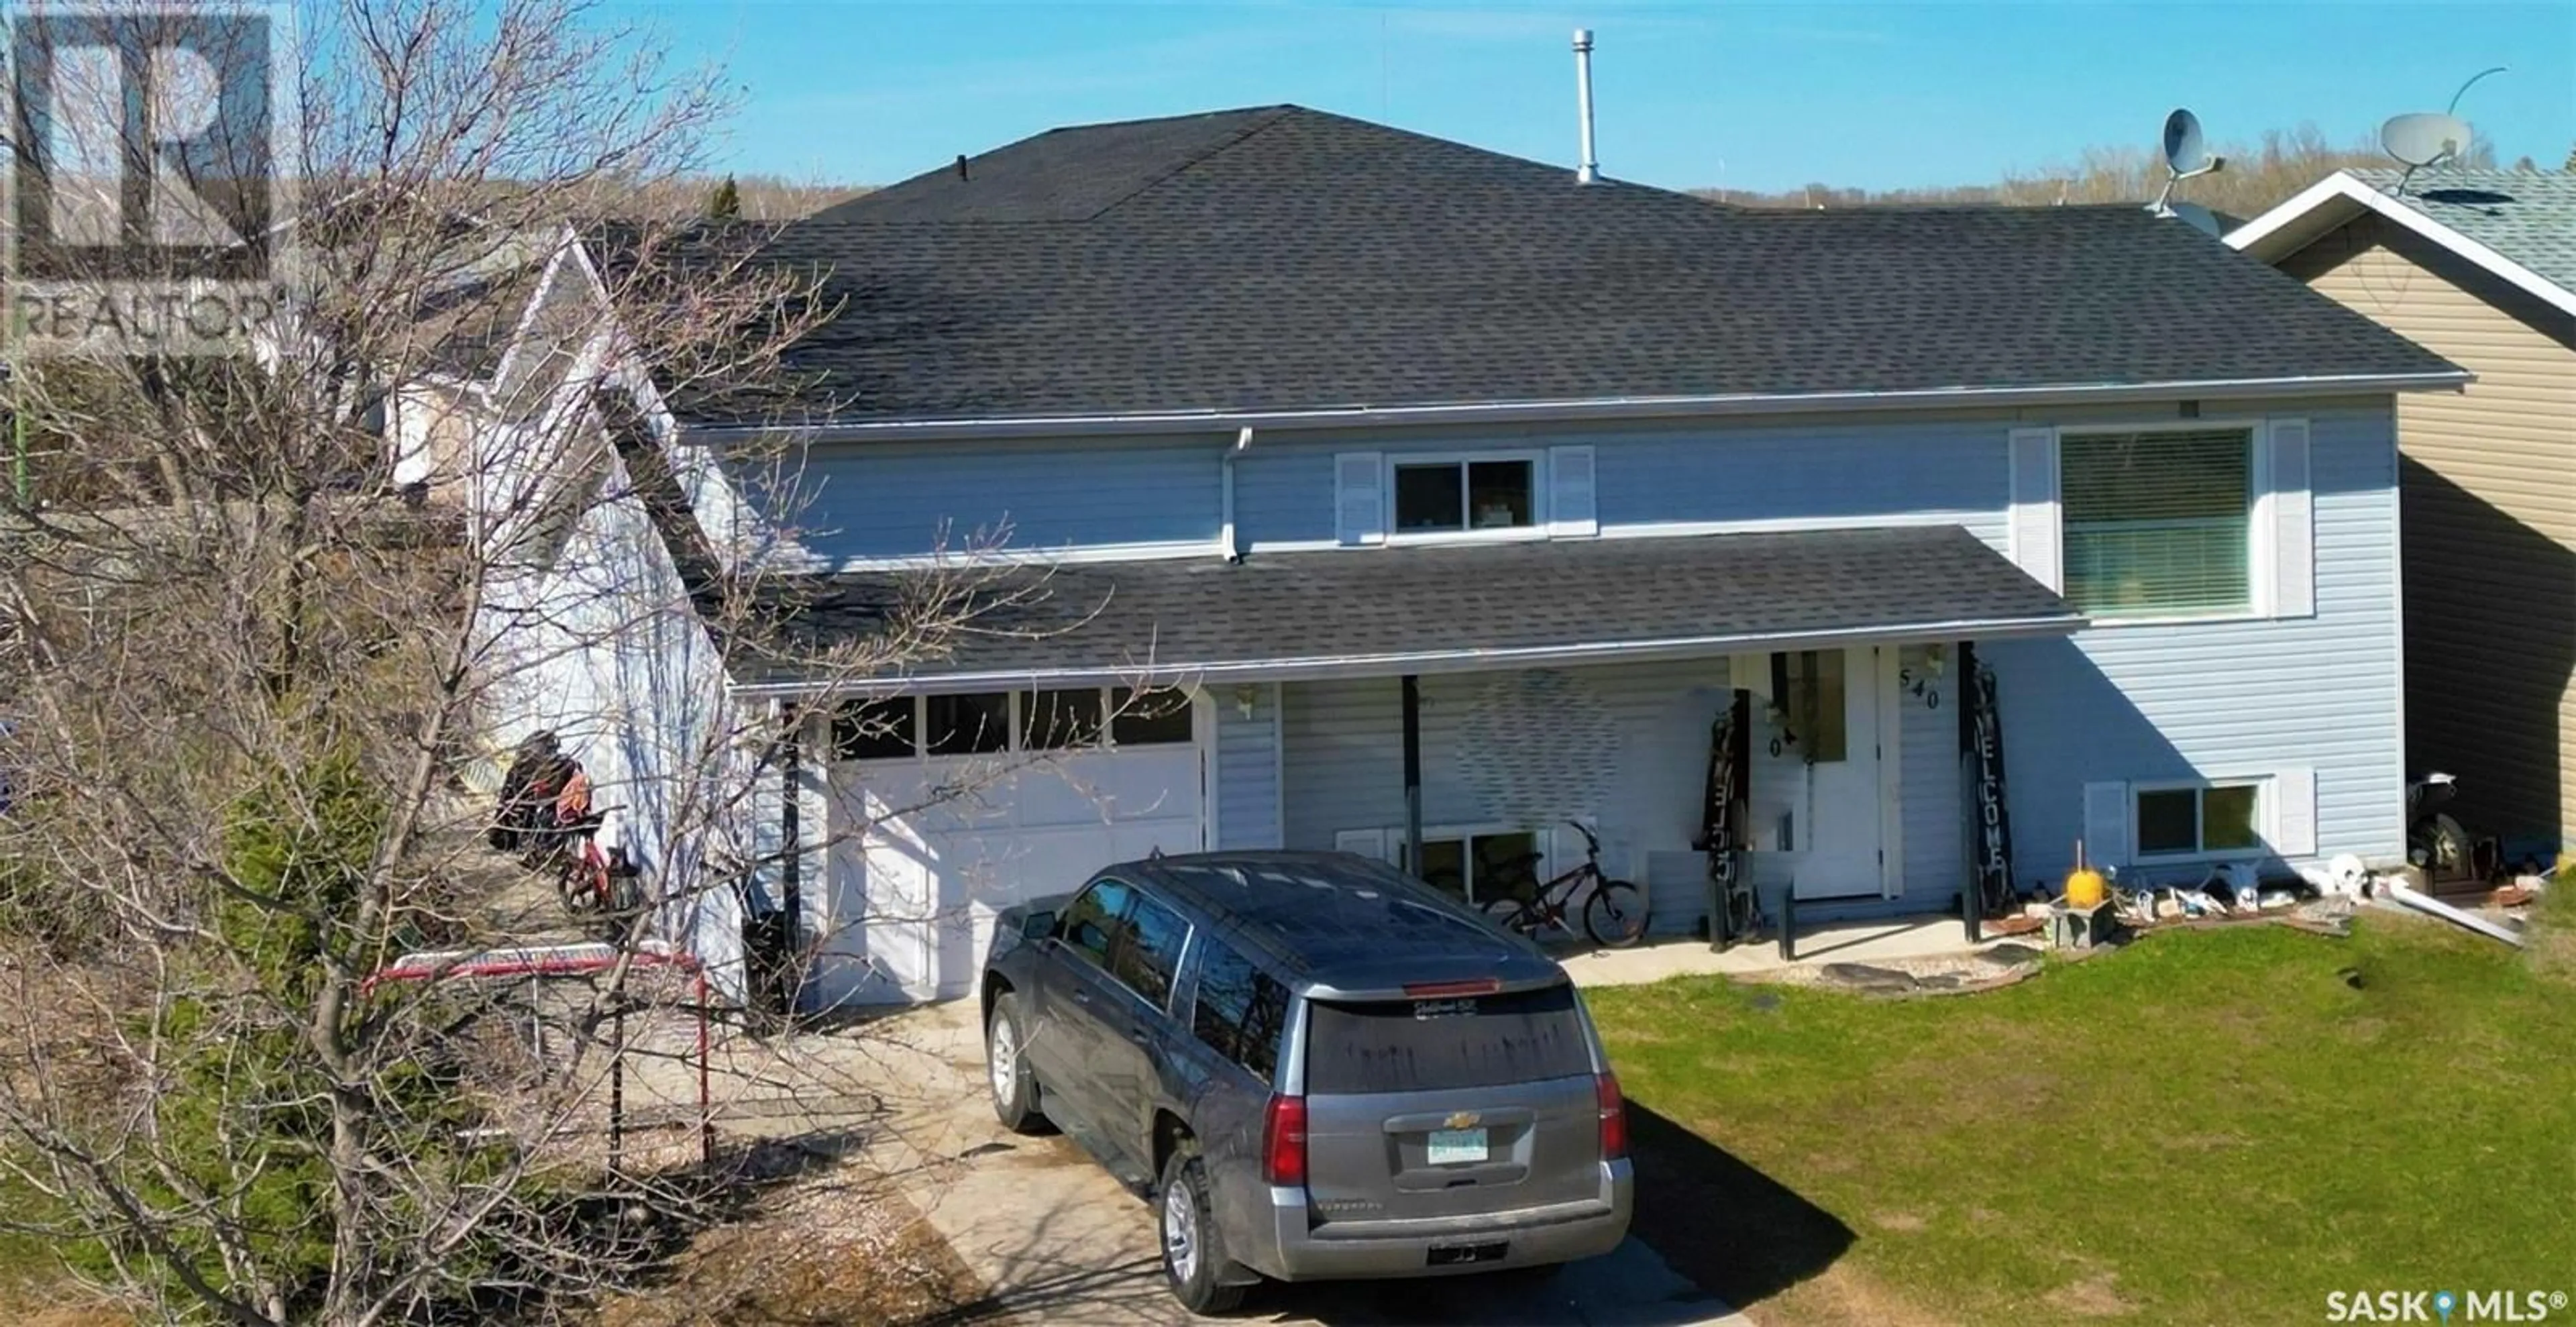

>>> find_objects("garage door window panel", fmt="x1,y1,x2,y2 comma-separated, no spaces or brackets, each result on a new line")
1019,688,1104,750
831,698,916,760
924,692,1012,756
1110,686,1195,746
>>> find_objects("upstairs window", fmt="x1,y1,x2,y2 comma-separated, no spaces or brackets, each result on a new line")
2061,429,2253,619
1393,458,1535,533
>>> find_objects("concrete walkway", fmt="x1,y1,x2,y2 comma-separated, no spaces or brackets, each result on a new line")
848,1000,1754,1326
1554,914,2012,989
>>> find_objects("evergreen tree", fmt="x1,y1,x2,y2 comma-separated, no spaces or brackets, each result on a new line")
706,173,743,220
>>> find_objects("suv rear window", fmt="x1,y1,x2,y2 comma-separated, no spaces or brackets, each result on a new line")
1305,983,1592,1094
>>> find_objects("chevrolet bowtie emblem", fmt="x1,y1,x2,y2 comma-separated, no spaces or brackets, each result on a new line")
1443,1111,1481,1130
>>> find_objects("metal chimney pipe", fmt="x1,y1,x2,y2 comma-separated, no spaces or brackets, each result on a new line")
1572,28,1599,184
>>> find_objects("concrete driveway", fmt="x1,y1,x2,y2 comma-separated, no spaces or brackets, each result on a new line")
847,1000,1751,1326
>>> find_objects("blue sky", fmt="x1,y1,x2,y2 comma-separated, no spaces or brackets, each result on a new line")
642,1,2576,194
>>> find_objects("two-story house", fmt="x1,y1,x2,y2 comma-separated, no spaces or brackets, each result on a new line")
480,106,2465,1006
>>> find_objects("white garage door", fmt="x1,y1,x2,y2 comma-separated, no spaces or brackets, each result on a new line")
810,689,1206,1004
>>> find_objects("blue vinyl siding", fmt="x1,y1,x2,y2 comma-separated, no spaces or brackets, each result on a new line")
757,436,1222,562
1228,417,2013,551
1214,682,1284,849
1982,404,2404,885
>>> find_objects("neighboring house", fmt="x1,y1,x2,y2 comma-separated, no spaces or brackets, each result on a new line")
2229,170,2576,866
474,105,2467,1006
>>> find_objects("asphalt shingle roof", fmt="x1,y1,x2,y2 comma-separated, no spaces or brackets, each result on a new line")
2349,168,2576,296
690,105,2457,427
741,524,2080,684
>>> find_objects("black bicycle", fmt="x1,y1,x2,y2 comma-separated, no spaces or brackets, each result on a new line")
1474,821,1648,949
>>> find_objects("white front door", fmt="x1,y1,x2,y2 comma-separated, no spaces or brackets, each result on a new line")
1789,645,1894,900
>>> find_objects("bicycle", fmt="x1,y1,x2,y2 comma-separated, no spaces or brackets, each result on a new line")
544,804,639,916
1475,820,1648,949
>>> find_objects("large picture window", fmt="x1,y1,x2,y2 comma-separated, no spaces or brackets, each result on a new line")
2060,428,2253,618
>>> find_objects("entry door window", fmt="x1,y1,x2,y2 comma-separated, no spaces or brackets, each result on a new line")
1782,650,1849,763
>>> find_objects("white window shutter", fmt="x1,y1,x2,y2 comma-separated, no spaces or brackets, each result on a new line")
1334,827,1389,863
2081,782,2131,870
2266,419,2315,619
1334,452,1385,547
1548,445,1598,537
2008,427,2061,592
2273,767,2318,857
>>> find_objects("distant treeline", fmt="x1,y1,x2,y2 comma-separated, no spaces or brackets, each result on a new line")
692,125,2568,223
1699,124,2555,219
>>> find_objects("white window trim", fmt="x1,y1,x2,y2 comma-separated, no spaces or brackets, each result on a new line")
1384,449,1550,544
835,686,1203,765
2129,776,2274,863
2057,418,2268,629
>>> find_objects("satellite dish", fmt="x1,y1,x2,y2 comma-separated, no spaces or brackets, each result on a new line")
2381,112,2471,168
2167,201,2222,238
2163,109,2213,176
2147,107,2226,218
2381,111,2474,197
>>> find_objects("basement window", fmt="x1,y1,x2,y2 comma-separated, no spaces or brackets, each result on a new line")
1392,457,1536,534
2135,781,2264,857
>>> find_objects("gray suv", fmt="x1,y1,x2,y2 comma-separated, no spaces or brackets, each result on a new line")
979,851,1633,1314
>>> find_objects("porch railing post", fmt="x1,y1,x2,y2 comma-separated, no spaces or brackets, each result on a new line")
1401,674,1424,877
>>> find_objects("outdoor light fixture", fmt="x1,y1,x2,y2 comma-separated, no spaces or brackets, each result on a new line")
1234,684,1258,719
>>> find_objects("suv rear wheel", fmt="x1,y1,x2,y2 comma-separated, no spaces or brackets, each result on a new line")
985,993,1049,1134
1157,1143,1245,1315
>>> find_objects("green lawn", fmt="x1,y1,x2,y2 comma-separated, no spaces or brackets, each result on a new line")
1590,910,2576,1326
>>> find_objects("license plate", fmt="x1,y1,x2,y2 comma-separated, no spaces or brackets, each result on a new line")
1426,1128,1488,1165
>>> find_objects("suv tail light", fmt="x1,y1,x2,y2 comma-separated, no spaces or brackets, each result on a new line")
1595,1071,1627,1161
1263,1094,1307,1185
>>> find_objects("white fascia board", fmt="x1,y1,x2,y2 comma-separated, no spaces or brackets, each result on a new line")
675,371,2469,447
2229,170,2576,319
724,611,2088,699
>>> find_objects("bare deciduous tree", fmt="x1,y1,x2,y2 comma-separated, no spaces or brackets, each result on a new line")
0,1,1141,1321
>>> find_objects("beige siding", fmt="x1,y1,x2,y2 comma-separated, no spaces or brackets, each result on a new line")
2282,215,2576,852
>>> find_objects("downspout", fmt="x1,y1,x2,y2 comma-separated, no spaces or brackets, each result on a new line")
1218,425,1252,562
1401,675,1424,876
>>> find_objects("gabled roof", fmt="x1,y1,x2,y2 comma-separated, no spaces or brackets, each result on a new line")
689,105,2459,431
2228,168,2576,317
